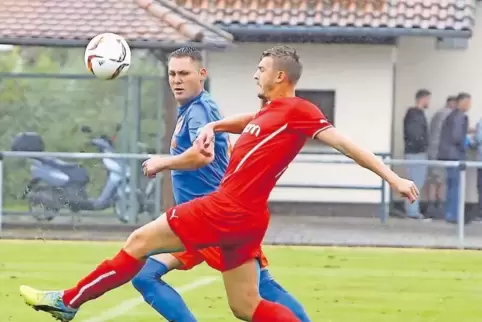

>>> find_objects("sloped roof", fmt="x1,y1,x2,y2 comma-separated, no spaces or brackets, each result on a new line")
173,0,475,38
0,0,233,49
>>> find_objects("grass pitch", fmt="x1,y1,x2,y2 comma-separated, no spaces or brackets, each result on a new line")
1,240,482,321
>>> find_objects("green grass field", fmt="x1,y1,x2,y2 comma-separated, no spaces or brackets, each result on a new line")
1,240,482,322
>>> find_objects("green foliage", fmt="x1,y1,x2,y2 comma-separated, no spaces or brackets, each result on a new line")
0,47,165,206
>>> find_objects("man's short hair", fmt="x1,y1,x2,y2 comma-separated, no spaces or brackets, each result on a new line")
260,45,303,84
457,92,471,101
169,46,203,64
415,89,431,100
446,96,457,103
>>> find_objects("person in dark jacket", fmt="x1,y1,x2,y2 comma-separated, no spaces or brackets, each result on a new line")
438,92,471,223
426,96,457,216
403,89,431,219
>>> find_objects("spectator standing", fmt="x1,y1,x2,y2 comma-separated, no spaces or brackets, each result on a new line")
426,96,457,217
438,92,471,224
472,116,482,218
403,89,431,219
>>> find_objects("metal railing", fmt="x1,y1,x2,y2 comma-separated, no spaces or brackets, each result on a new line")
0,151,160,228
285,155,467,248
0,151,475,249
279,151,391,223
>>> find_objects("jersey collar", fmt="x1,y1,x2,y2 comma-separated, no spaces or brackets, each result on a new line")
178,90,205,115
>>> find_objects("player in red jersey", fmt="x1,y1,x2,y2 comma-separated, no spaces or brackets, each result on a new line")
20,45,418,322
132,47,309,322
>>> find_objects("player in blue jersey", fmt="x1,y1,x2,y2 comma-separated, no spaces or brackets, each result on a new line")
132,47,311,322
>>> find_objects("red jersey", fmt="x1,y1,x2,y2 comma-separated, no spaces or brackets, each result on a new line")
218,97,332,209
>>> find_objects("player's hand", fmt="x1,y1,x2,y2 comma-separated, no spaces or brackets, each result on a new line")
195,124,215,157
390,177,419,203
142,156,167,178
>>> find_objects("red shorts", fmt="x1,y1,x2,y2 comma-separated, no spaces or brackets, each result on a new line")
172,248,269,271
166,192,269,272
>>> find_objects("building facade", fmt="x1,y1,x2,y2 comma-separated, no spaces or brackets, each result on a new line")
205,1,479,206
208,43,394,203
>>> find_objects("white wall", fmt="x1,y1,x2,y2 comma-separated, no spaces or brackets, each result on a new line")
208,43,394,203
394,3,482,202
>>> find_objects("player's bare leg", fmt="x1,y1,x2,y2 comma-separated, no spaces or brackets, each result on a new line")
223,259,301,321
19,214,184,321
123,215,184,257
223,259,261,320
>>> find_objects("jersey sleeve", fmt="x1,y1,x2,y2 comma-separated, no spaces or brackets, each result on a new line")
289,101,333,138
187,104,210,143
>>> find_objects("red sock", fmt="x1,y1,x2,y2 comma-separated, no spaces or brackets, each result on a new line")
253,299,301,322
62,249,144,308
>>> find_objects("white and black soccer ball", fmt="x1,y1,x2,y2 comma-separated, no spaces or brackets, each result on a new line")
84,33,131,80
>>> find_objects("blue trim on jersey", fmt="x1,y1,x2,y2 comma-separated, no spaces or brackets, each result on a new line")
170,91,229,205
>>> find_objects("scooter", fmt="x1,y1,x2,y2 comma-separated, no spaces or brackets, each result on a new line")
109,124,159,222
107,124,159,222
12,127,157,223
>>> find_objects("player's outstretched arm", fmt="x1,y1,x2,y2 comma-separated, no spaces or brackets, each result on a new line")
211,113,256,134
142,144,214,176
315,127,419,202
195,113,255,154
164,144,215,170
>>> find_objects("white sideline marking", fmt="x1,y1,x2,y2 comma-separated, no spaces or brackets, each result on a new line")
82,276,218,322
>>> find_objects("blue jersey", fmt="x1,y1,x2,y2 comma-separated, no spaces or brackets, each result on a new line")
170,91,230,205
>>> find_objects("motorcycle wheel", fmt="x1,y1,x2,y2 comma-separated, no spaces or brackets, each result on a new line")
27,186,61,221
28,202,59,221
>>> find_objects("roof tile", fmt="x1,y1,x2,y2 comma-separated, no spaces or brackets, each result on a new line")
0,0,232,48
175,0,475,32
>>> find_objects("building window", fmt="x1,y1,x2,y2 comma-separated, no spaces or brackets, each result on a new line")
295,89,335,125
295,90,335,147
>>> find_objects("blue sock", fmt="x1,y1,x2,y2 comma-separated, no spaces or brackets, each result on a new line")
132,258,197,322
259,269,311,322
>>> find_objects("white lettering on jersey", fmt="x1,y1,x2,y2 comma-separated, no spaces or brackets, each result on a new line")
243,123,261,137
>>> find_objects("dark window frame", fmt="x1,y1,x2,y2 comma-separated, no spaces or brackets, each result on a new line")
295,89,336,147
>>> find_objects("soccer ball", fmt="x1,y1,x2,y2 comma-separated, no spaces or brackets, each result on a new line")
84,33,131,80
